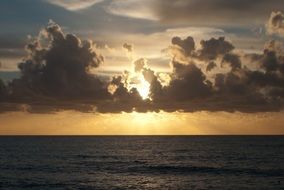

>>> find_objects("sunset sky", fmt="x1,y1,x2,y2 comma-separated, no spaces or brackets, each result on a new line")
0,0,284,135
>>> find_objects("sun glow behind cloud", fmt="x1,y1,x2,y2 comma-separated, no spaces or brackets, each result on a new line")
130,74,150,100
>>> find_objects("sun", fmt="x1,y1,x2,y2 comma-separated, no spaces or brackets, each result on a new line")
136,75,150,99
122,71,150,100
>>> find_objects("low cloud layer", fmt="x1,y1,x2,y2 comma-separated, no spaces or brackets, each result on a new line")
0,20,284,113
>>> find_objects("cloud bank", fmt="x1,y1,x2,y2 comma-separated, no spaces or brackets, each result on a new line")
0,20,284,113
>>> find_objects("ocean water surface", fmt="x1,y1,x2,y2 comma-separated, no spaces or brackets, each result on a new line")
0,136,283,189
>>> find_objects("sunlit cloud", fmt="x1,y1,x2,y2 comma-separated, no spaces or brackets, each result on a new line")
266,11,284,37
0,58,21,72
106,0,158,21
95,27,226,73
46,0,105,11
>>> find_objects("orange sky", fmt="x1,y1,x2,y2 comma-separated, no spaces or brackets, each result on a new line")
0,111,283,135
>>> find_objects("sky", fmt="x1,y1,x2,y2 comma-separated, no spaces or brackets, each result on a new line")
0,0,284,135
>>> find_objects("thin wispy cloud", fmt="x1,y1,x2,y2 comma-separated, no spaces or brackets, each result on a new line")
107,0,284,26
46,0,105,10
106,0,158,21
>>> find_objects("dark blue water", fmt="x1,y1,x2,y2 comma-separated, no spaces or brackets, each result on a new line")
0,136,283,189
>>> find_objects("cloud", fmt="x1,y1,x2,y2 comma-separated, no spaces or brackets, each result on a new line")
9,20,110,101
166,36,235,65
266,11,284,37
0,78,7,100
199,37,235,60
106,0,284,26
221,53,242,71
46,0,105,11
106,0,158,21
109,75,142,101
98,26,226,74
133,58,146,72
122,43,133,52
141,67,162,100
144,35,284,112
246,41,284,73
1,21,284,113
164,61,212,101
206,61,217,72
171,36,195,56
266,11,284,36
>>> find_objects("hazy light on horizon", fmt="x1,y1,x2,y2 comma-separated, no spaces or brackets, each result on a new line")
0,111,283,135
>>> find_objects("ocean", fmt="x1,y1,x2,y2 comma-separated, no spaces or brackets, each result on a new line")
0,136,283,189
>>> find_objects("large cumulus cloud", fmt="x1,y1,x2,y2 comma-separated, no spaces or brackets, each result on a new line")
143,35,284,112
163,61,212,101
9,21,110,102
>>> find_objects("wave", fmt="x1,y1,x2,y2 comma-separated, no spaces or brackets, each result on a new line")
127,165,284,177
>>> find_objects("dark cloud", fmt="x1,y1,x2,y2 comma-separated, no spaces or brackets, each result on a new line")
96,74,146,113
262,50,280,72
9,21,110,101
143,59,212,103
109,75,142,102
221,53,241,71
214,71,249,95
247,70,284,90
122,43,133,52
0,79,7,101
206,61,217,72
164,61,212,101
172,36,195,56
246,42,284,73
167,36,235,63
212,47,284,103
146,35,284,112
199,37,234,60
